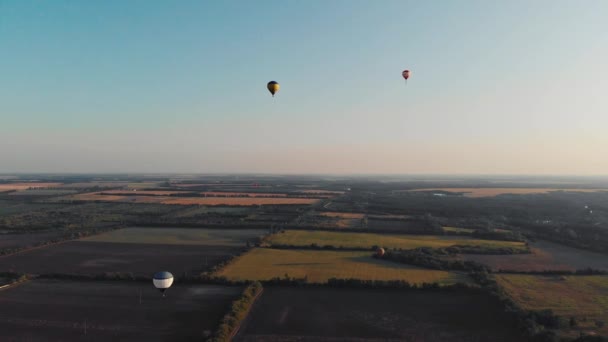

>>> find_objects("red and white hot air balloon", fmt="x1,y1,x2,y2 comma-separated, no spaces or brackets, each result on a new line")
402,70,411,84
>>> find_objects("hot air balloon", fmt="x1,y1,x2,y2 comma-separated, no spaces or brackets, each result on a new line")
375,247,385,258
402,70,410,84
267,81,279,97
153,271,174,297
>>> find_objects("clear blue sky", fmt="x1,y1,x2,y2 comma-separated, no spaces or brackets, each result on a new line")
1,0,607,174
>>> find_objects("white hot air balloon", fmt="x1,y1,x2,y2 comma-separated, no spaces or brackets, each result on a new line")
153,271,174,297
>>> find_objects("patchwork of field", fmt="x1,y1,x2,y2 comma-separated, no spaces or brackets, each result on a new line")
83,227,266,246
0,279,241,341
236,287,524,342
457,240,608,271
266,230,526,251
0,182,62,192
215,248,468,285
0,241,241,276
60,192,319,206
496,274,608,337
406,187,607,197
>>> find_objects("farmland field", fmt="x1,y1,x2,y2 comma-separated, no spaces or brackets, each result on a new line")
443,226,475,234
0,182,62,192
200,191,289,197
0,231,69,250
0,241,242,276
317,212,365,219
457,240,608,271
215,248,469,284
161,197,319,206
496,274,608,337
8,189,78,196
0,279,241,341
367,218,431,232
265,230,526,251
83,227,267,246
60,193,319,206
100,190,192,196
236,287,524,342
406,187,608,197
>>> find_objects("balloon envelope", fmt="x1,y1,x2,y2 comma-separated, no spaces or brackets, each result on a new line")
267,81,280,96
402,70,410,80
376,247,385,257
153,271,174,290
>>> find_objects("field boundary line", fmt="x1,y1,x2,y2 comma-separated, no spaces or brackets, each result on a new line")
229,287,264,341
0,278,30,292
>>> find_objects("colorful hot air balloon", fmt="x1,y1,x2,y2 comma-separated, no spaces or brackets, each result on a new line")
376,247,385,258
153,271,174,297
402,70,410,83
267,81,279,97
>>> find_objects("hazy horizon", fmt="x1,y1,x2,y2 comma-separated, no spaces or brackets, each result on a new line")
2,1,607,175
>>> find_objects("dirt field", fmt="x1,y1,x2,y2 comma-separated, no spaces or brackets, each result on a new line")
266,230,526,251
0,231,68,250
496,274,608,337
83,227,267,246
0,279,241,341
0,241,242,276
456,240,608,271
236,287,524,342
215,248,469,285
0,182,62,192
406,188,607,198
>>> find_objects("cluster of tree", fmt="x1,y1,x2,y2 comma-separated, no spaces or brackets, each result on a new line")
471,229,526,242
208,281,263,342
380,248,490,272
497,268,608,276
444,244,530,255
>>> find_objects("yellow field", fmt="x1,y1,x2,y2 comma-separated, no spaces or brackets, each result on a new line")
496,274,608,337
265,230,526,250
407,188,607,198
443,226,475,234
215,248,469,284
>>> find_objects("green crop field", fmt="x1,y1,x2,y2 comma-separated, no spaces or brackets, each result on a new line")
265,230,526,251
82,227,267,246
496,274,608,337
215,248,469,285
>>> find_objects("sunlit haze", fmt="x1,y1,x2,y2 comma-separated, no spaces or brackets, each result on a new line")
1,1,607,174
